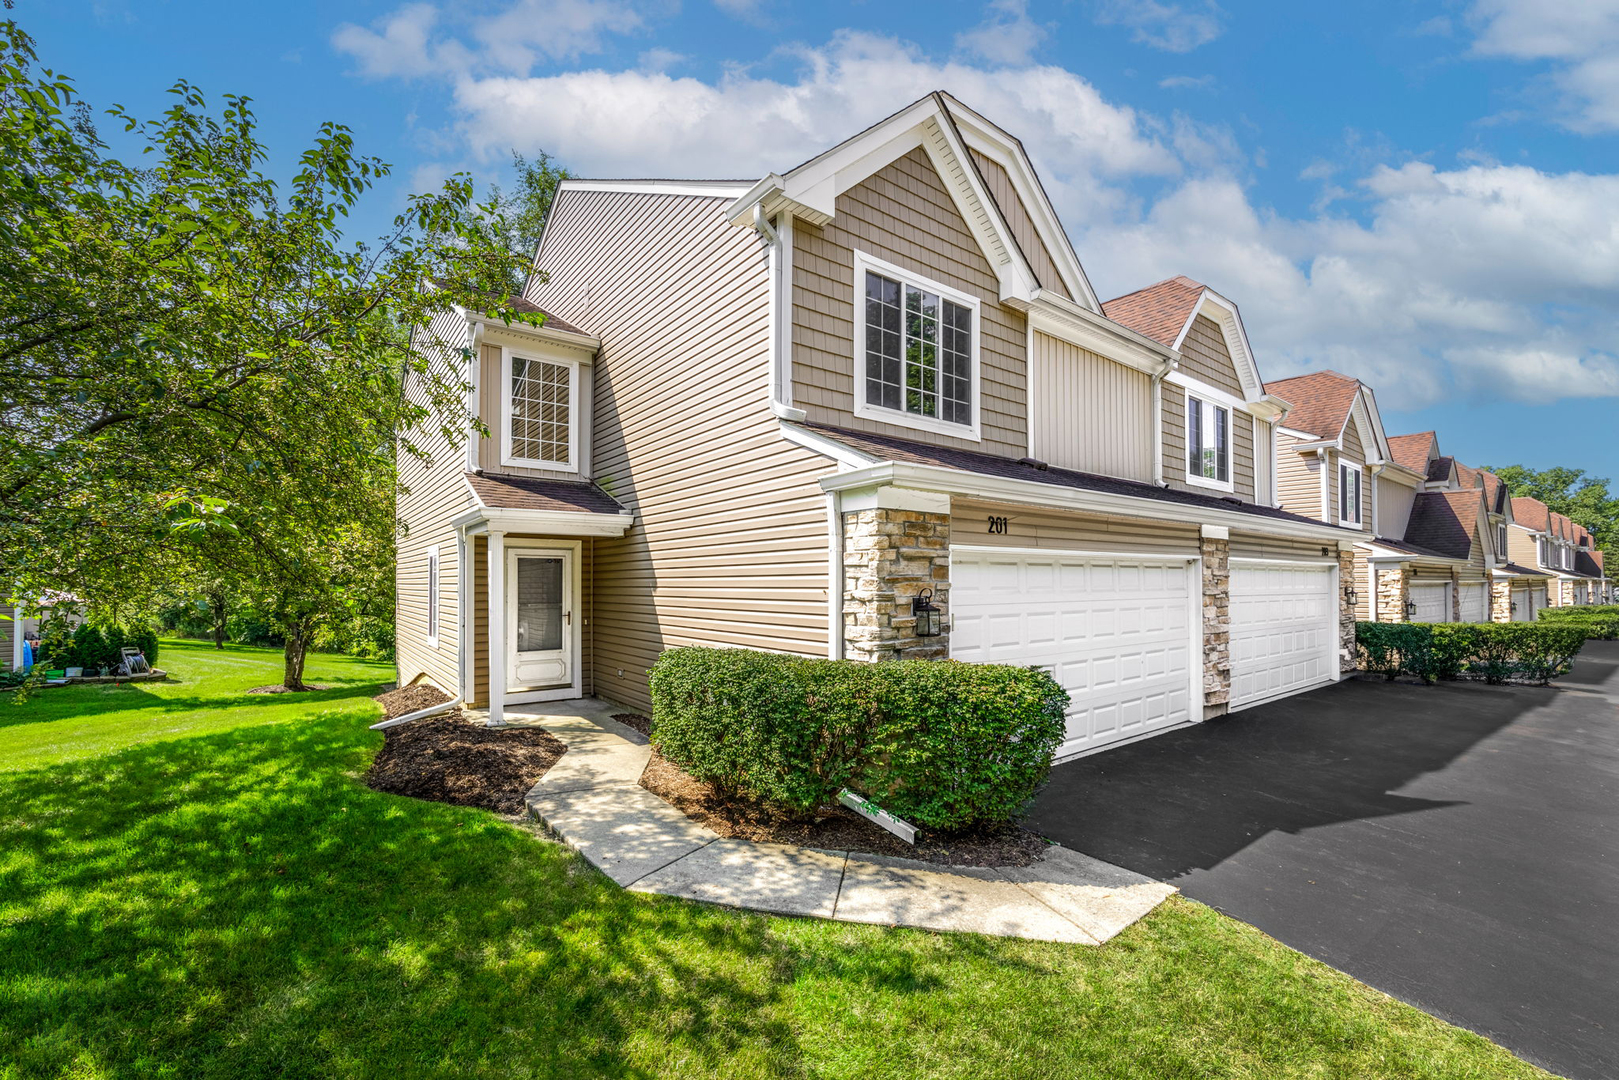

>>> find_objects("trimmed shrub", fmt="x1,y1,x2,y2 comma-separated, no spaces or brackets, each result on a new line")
36,619,160,671
648,647,1068,831
1537,606,1619,640
1355,621,1586,685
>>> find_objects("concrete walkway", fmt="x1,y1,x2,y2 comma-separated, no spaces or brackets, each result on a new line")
492,699,1174,945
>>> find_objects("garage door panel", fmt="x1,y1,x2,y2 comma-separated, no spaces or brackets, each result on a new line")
952,551,1194,759
1230,562,1335,709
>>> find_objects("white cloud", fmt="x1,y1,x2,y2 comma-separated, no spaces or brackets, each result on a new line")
332,3,443,79
1091,0,1225,53
956,0,1049,66
1469,0,1619,130
1159,74,1215,90
357,11,1619,407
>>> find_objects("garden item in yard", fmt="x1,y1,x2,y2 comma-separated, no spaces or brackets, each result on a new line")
118,647,151,676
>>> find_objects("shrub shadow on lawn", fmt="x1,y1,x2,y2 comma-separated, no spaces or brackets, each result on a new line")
0,719,805,1078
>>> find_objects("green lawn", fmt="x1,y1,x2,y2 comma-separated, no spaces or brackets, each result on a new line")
0,640,1552,1079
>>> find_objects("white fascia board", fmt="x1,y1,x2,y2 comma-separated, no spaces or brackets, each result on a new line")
942,95,1100,311
450,505,635,538
819,461,1357,543
1028,292,1175,374
1171,289,1264,401
465,313,600,356
777,421,877,468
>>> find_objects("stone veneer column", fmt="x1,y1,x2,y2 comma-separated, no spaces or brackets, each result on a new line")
1558,579,1576,607
842,508,950,662
1338,546,1358,674
1450,569,1463,623
1200,531,1231,717
1375,563,1411,622
1490,580,1512,623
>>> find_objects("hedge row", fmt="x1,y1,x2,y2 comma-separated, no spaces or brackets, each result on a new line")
1537,604,1619,640
647,647,1069,832
36,619,160,672
1357,621,1584,684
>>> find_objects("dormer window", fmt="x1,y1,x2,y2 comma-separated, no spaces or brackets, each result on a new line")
502,348,579,471
1186,395,1231,489
1497,523,1507,554
1338,462,1362,525
853,252,979,440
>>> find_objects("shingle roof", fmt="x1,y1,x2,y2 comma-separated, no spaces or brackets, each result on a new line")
1498,562,1552,578
1387,432,1437,474
794,422,1359,533
1576,550,1604,578
1262,371,1361,440
1402,491,1481,560
1100,276,1206,347
1512,496,1551,532
1369,536,1469,561
1454,463,1507,514
1427,455,1454,482
465,472,626,515
507,296,588,336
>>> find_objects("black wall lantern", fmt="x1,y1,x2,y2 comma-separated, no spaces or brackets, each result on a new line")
1343,586,1358,607
1404,599,1418,621
912,588,943,637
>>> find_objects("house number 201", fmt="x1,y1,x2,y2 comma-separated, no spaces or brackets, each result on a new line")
986,515,1009,534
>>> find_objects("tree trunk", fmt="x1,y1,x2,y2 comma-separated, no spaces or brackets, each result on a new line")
208,591,228,650
283,623,310,690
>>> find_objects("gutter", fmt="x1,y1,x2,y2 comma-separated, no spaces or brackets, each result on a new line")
371,698,459,731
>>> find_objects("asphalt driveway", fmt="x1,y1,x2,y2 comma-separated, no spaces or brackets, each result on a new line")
1030,640,1619,1080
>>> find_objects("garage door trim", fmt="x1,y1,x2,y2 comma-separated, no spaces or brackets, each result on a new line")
1227,556,1340,713
949,544,1205,761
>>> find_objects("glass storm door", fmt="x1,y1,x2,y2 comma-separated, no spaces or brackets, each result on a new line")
507,549,572,689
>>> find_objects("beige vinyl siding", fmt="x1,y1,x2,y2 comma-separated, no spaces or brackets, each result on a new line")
791,146,1028,458
1178,315,1244,396
1351,549,1372,620
1341,419,1365,461
1162,381,1256,501
0,614,11,673
1376,471,1418,540
1507,524,1541,568
952,500,1199,555
1275,432,1323,520
1412,564,1457,582
396,306,476,695
967,148,1071,301
474,342,594,480
1227,533,1337,561
1030,331,1151,480
530,187,836,712
1254,415,1273,506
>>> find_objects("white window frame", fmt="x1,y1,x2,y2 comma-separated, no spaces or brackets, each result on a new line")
425,545,440,649
500,346,581,472
1496,523,1507,557
852,250,982,442
1337,460,1363,526
1183,393,1234,492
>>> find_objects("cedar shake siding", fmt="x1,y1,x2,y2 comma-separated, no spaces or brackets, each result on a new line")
396,305,477,694
1030,330,1153,481
790,146,1028,458
967,148,1071,302
529,187,837,712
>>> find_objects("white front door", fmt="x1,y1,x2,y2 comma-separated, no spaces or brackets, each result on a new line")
1410,582,1450,622
1459,582,1490,623
950,549,1196,761
507,548,572,689
1229,562,1336,710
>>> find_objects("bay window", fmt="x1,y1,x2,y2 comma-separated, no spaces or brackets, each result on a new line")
854,252,979,438
1186,395,1231,488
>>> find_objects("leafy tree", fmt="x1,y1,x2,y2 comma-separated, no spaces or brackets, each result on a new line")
0,18,537,687
1487,463,1619,571
488,149,570,278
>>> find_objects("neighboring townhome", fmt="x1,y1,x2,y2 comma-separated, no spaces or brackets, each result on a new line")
1259,371,1393,619
1454,462,1549,622
1505,498,1597,609
396,92,1364,762
1345,430,1502,622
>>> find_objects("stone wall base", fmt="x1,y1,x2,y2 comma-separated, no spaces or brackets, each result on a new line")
842,508,950,662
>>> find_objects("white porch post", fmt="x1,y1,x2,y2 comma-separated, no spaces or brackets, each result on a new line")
11,604,22,671
488,530,506,725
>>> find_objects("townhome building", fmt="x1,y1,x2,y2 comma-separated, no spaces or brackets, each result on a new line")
1506,498,1606,608
394,93,1367,762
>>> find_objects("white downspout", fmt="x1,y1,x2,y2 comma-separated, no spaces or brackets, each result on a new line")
827,490,844,660
1151,361,1173,486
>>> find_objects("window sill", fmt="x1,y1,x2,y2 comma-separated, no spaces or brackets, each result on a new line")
500,456,581,474
1183,472,1235,493
853,401,981,442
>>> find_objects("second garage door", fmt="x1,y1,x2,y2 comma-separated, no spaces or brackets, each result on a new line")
951,549,1195,760
1229,561,1336,710
1459,582,1490,622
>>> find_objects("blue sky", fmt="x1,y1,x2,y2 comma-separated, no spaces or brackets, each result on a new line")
22,0,1619,481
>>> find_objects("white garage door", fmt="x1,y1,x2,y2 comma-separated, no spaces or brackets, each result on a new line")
1410,582,1451,623
1229,562,1335,710
1529,584,1548,618
1511,584,1534,622
950,549,1194,760
1459,582,1490,623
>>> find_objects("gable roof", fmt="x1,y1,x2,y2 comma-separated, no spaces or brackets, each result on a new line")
1454,462,1508,514
1427,456,1454,483
1512,496,1552,533
1262,369,1376,441
1388,432,1438,474
726,92,1091,310
1404,490,1484,560
464,472,626,515
1101,276,1205,348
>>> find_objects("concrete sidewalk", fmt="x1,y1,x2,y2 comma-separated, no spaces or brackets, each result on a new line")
496,699,1174,945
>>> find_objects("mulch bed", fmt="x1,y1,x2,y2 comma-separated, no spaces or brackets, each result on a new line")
611,712,652,737
366,714,567,815
247,684,330,694
376,683,453,720
639,748,1047,867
